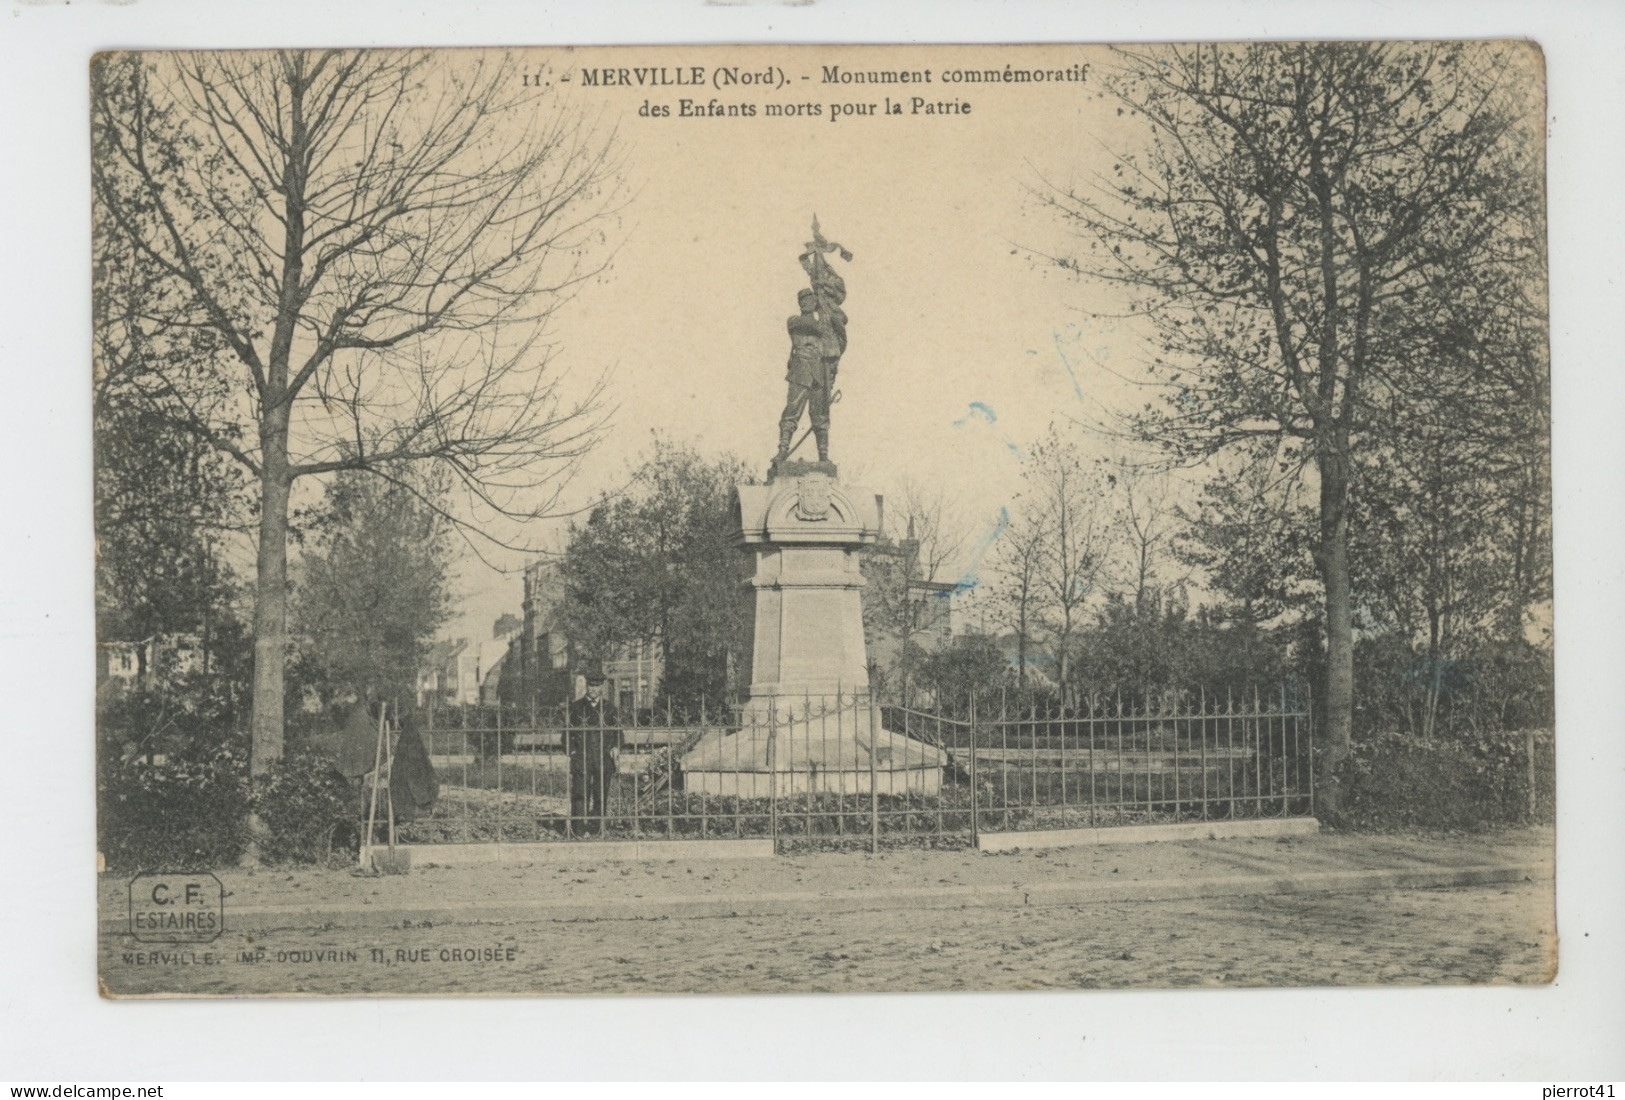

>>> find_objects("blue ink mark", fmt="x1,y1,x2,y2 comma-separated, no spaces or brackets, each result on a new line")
953,506,1010,590
1053,332,1088,402
953,401,1025,460
953,401,998,429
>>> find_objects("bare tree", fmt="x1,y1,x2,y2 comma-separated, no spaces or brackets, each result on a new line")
1039,42,1544,793
986,509,1047,693
1102,456,1188,611
862,482,968,706
1021,429,1112,707
92,50,621,778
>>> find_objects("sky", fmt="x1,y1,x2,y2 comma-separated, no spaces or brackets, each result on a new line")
445,44,1161,641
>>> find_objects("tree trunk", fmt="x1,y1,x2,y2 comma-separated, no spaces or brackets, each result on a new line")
1016,606,1028,693
248,65,307,786
1316,449,1354,811
1055,624,1070,710
250,411,291,779
1423,606,1443,741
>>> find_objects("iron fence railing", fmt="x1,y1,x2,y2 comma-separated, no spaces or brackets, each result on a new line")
931,687,1315,836
396,688,1315,851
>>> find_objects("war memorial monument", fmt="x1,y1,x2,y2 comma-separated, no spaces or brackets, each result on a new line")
681,222,948,796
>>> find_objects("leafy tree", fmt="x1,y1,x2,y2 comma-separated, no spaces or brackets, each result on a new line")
1176,449,1321,628
1042,43,1545,793
291,468,455,707
917,633,1011,717
92,50,620,778
556,440,753,712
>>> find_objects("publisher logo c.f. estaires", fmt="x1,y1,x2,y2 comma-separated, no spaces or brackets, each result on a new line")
128,872,224,943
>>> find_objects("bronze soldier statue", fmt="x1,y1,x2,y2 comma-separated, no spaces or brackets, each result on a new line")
775,218,851,468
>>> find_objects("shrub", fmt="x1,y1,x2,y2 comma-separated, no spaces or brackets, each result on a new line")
99,738,372,870
252,751,364,865
1353,635,1555,742
98,745,250,870
1335,728,1553,830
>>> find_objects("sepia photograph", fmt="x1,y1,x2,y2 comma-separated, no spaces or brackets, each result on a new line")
84,40,1562,1001
0,0,1622,1079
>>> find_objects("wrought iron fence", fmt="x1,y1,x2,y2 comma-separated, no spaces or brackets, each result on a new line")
932,687,1315,840
395,687,1314,851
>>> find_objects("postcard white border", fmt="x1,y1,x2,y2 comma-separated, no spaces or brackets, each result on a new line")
2,0,1620,1082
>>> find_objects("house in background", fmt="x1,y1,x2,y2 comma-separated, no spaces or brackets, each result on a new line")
95,634,205,699
601,635,663,715
417,637,504,708
478,615,522,707
862,514,959,705
480,558,667,713
97,640,144,690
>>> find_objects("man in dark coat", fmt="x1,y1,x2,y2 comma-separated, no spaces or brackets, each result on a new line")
564,672,622,836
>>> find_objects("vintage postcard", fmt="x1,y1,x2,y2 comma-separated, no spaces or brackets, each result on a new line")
93,42,1553,998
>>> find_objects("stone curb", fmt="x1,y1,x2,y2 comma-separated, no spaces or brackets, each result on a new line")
98,864,1544,935
392,837,776,864
977,816,1321,851
379,818,1320,867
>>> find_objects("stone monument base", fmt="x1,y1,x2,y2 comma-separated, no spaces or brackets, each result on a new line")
767,456,839,482
679,465,949,797
682,703,948,798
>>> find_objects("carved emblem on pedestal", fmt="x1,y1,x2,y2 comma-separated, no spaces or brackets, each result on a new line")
792,477,833,522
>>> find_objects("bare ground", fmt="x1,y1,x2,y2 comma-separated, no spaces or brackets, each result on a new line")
98,826,1555,997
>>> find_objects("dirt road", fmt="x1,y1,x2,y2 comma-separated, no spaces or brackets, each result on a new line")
99,827,1554,996
103,877,1550,997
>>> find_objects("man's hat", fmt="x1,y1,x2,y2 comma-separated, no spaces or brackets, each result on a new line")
583,665,608,685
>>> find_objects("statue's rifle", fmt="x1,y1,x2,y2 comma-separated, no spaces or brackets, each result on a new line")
786,388,842,460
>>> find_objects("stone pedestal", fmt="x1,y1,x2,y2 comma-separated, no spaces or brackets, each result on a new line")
681,466,947,797
737,467,875,704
